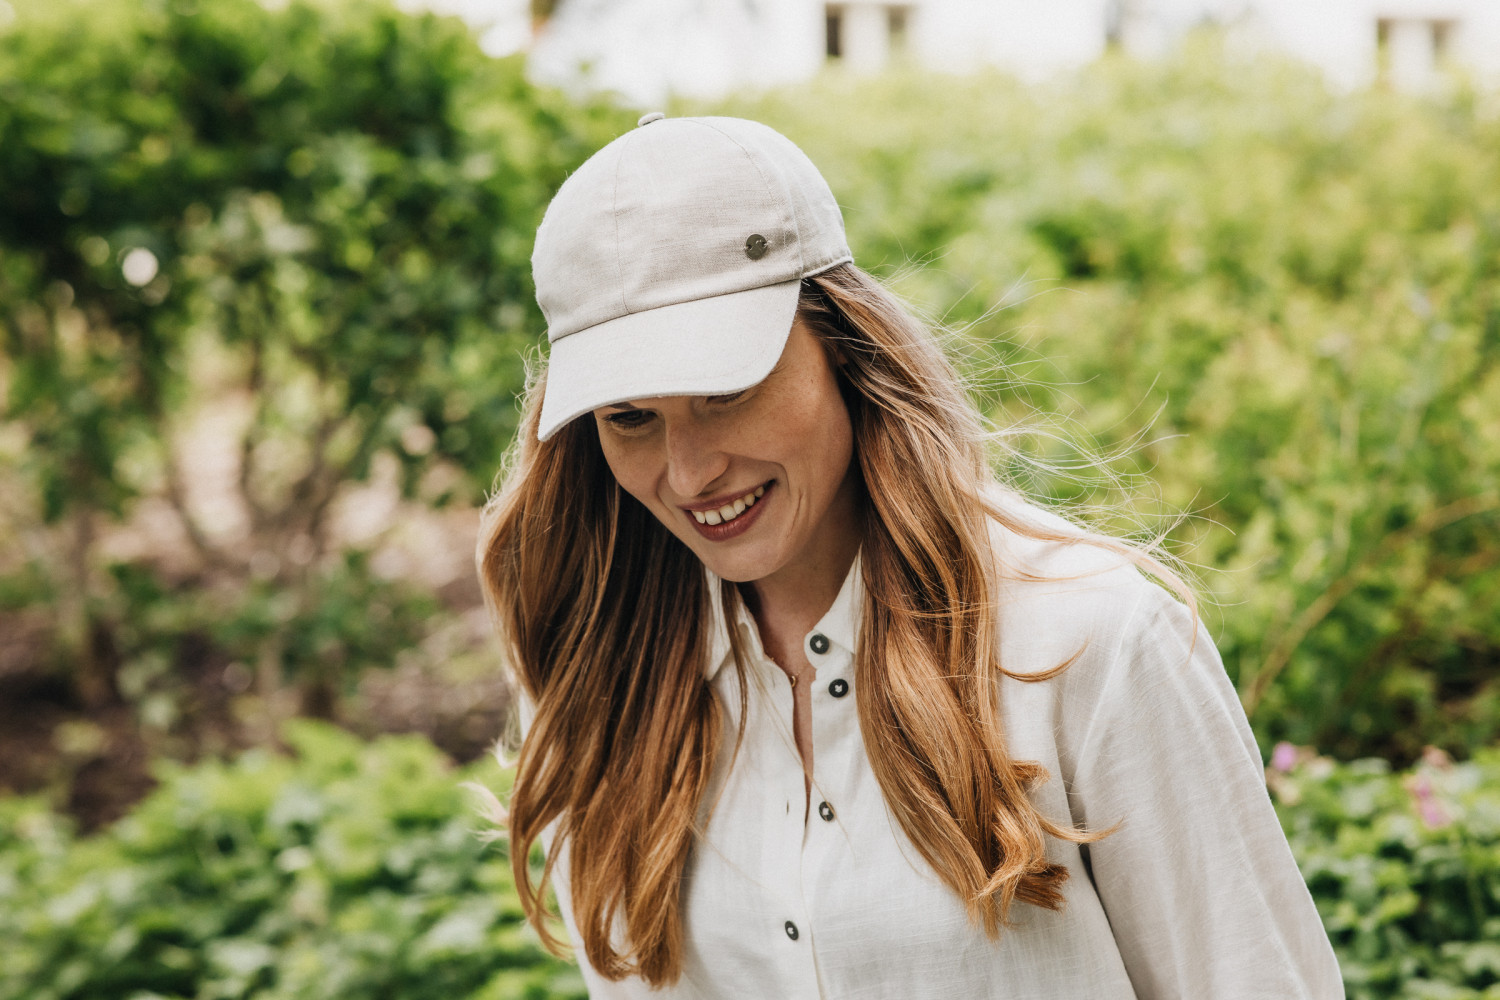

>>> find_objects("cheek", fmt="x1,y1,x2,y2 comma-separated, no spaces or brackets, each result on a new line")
821,410,856,486
596,434,691,540
784,380,854,477
596,433,656,509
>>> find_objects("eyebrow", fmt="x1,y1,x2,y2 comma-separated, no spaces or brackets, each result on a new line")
604,402,641,411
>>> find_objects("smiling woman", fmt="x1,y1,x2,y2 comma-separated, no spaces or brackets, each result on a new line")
593,320,859,589
476,115,1343,998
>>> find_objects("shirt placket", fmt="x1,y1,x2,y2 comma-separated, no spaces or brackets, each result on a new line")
798,627,855,1000
755,648,823,1000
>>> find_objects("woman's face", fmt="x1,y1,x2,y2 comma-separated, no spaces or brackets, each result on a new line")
592,318,860,588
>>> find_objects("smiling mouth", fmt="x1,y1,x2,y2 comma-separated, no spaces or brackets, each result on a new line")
689,484,766,526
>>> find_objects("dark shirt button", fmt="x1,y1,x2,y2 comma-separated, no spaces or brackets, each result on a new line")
818,801,834,822
828,678,849,698
784,920,799,941
808,632,830,655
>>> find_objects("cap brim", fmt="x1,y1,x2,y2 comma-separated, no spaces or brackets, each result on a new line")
536,278,801,441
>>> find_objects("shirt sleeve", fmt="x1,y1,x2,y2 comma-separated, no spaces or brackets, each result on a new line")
1064,585,1345,1000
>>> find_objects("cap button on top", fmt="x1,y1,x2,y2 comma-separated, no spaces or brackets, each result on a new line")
636,111,666,127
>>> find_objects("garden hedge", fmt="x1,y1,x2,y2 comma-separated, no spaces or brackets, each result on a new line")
2,723,1497,999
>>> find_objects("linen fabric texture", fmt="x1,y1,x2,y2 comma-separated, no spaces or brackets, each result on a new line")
529,498,1344,998
530,116,853,441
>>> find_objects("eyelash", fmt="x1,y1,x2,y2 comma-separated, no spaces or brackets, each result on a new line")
602,392,747,429
604,410,652,429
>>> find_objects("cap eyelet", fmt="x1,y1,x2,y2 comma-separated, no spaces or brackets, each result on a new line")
745,234,768,260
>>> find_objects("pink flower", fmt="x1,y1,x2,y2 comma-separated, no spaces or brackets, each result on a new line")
1417,798,1451,829
1270,741,1298,773
1406,772,1453,829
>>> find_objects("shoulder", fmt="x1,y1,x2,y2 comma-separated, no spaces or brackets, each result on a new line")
983,488,1185,672
982,490,1247,785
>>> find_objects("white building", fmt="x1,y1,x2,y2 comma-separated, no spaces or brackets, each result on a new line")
1126,0,1500,90
502,0,1500,105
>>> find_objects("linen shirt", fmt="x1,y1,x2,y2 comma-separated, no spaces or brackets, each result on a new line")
537,508,1344,998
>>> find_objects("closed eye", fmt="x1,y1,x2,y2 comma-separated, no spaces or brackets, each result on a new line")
600,388,747,431
603,409,654,430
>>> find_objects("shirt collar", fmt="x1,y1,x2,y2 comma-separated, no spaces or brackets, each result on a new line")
704,551,863,682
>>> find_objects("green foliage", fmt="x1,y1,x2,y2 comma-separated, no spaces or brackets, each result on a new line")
1,0,617,497
1,0,1495,763
0,722,583,1000
713,47,1500,760
106,550,441,725
2,727,1497,998
1271,746,1500,999
0,0,632,711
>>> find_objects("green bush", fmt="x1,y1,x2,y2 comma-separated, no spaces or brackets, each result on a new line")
2,725,1497,998
2,0,1495,766
0,721,584,1000
1271,744,1500,999
0,0,632,715
712,48,1500,760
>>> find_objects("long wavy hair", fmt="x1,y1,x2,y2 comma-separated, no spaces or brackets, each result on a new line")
477,262,1191,986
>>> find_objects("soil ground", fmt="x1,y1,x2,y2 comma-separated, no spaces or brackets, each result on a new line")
0,630,511,832
0,452,508,832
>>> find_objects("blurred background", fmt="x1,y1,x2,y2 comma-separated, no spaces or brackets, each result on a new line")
1,1,1497,997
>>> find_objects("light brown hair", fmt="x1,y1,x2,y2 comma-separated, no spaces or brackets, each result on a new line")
476,262,1191,985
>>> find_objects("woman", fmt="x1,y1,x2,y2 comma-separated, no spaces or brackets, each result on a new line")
478,114,1342,998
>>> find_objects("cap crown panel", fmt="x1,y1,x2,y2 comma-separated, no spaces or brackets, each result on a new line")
613,124,798,317
531,144,628,339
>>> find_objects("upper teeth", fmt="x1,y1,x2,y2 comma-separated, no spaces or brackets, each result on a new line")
693,485,765,525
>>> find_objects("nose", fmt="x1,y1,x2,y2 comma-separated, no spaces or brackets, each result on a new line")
663,415,729,501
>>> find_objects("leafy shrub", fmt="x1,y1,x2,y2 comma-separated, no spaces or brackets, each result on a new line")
0,721,583,1000
2,725,1497,998
0,0,632,717
1271,744,1500,1000
713,47,1500,760
2,0,1495,771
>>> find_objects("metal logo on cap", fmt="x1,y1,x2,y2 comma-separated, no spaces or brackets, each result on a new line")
745,234,768,260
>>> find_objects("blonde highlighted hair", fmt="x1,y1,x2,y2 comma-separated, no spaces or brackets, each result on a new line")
477,262,1190,986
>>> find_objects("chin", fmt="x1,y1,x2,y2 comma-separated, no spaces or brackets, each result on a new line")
696,559,764,585
692,547,779,585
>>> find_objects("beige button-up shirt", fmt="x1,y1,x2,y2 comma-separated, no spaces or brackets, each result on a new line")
541,512,1344,998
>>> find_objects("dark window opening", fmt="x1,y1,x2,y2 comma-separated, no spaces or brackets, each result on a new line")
1376,16,1457,83
1433,19,1455,61
888,5,909,49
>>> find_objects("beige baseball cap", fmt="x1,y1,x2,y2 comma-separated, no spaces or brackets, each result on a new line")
531,114,853,441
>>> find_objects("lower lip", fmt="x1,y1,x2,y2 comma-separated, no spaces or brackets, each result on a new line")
686,482,773,542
